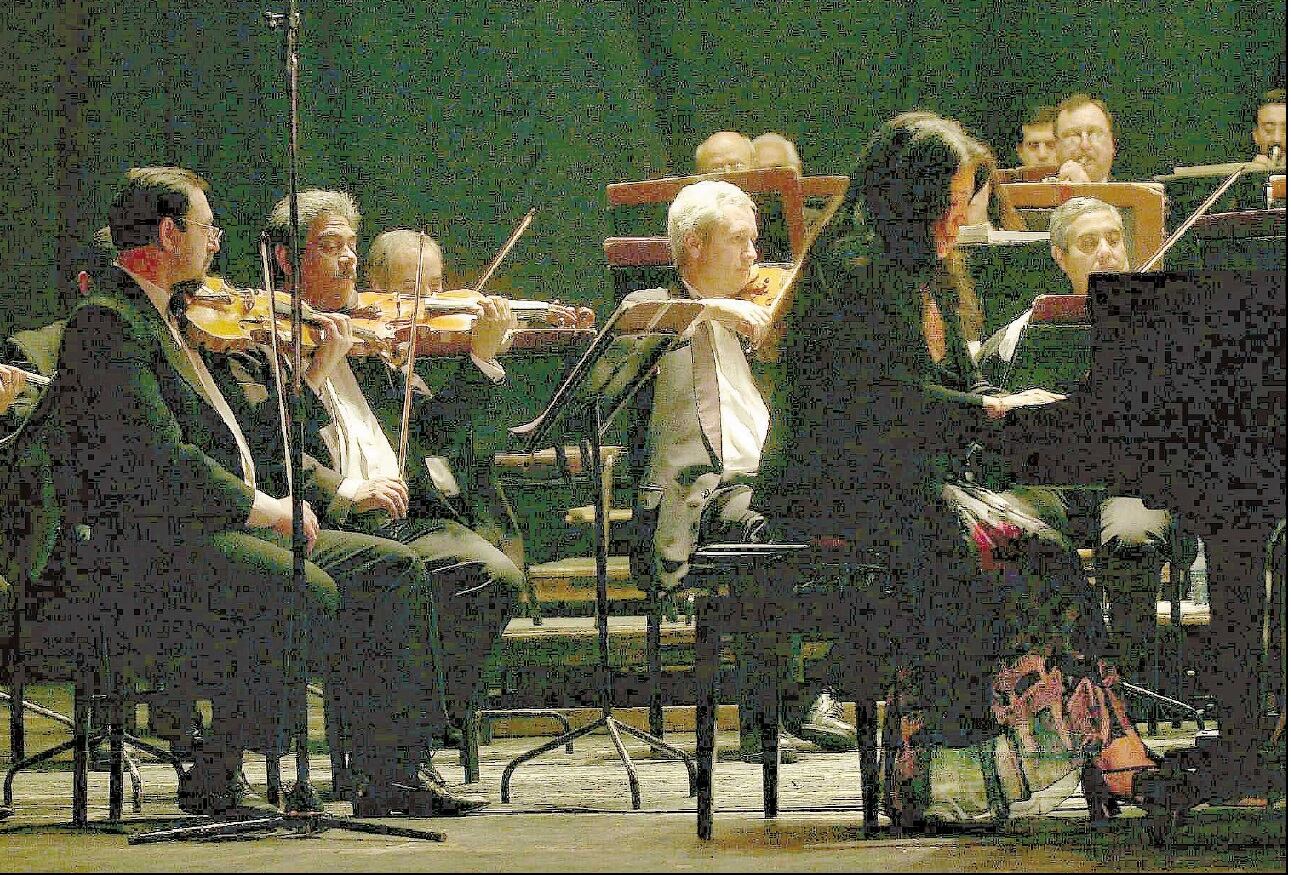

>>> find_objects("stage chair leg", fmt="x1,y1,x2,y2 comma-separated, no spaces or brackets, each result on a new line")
647,600,664,738
756,633,780,819
694,598,719,840
108,694,125,821
857,695,879,833
266,755,282,807
462,708,481,784
72,680,90,828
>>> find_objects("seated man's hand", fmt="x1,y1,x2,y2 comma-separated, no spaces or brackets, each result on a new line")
698,298,773,346
1054,160,1093,183
1249,152,1282,169
262,496,319,555
304,311,355,388
353,477,410,519
0,365,28,416
470,295,517,363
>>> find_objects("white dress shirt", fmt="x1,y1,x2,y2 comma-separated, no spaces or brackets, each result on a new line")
682,282,769,475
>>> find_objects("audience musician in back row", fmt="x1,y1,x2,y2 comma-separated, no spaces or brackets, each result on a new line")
1052,93,1117,183
758,111,1160,828
1015,104,1058,169
752,132,803,174
1250,87,1287,167
695,130,755,174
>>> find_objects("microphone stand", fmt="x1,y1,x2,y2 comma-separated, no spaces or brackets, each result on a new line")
132,3,445,845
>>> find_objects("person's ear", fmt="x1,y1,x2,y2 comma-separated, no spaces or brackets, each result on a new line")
157,216,182,253
274,243,292,279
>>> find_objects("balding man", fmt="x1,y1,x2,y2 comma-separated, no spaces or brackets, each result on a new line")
752,132,803,175
695,131,755,174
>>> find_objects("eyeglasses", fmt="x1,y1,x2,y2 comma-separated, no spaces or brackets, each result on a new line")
185,220,223,244
1057,127,1110,147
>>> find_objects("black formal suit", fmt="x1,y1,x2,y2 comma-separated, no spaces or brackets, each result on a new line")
208,346,521,730
42,268,432,777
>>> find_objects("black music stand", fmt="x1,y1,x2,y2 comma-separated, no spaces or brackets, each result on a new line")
498,299,705,809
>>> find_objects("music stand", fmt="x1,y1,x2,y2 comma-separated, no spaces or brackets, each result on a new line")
499,299,705,809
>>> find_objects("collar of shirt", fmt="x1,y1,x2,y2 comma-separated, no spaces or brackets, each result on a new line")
118,263,177,325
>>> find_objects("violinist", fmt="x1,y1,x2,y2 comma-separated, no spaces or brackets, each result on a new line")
977,196,1189,684
248,193,523,754
1250,88,1287,168
625,180,855,758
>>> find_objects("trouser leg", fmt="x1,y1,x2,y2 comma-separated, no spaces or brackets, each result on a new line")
302,529,431,785
173,530,338,758
404,519,522,731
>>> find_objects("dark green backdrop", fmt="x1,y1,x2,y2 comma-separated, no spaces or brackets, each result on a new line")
0,0,1284,335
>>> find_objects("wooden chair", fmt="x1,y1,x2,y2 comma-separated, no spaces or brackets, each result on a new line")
998,182,1166,271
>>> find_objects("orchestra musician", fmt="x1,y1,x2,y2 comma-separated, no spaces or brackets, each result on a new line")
1250,87,1287,167
1052,93,1117,183
1016,105,1058,169
977,196,1192,682
34,167,436,816
252,195,525,756
757,113,1159,826
625,180,857,759
695,131,756,174
752,132,804,175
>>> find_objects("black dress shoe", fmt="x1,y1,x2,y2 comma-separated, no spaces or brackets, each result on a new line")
353,779,488,818
178,761,247,816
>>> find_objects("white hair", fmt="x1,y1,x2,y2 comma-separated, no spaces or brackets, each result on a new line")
666,180,757,267
1049,197,1121,251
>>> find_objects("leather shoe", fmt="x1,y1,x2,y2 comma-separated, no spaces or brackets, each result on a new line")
178,759,247,816
354,779,489,818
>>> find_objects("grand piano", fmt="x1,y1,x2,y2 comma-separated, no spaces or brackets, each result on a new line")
1004,235,1286,802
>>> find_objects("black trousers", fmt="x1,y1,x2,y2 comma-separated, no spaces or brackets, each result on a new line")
372,515,523,731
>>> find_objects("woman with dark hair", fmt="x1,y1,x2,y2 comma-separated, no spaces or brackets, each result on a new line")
759,111,1156,828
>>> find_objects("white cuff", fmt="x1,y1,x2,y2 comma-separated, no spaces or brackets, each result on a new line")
337,477,363,502
470,352,506,383
246,490,278,528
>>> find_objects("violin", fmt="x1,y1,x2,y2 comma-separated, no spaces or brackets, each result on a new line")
734,262,793,308
183,275,393,356
350,287,596,358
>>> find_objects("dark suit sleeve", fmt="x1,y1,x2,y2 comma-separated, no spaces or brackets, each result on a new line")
205,348,353,524
60,305,254,534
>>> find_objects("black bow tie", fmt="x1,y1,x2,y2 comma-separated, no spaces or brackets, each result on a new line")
168,280,203,326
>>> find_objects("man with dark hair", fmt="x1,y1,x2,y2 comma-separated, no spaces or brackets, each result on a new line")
1053,93,1116,183
46,167,480,818
1016,105,1058,168
1251,87,1287,166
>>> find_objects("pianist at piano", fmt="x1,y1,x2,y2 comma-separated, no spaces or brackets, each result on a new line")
758,110,1159,827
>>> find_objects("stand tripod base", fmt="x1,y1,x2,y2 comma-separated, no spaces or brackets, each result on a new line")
500,713,696,809
128,811,447,844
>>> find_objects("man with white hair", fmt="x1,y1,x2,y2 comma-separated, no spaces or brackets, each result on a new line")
752,132,803,175
627,180,855,756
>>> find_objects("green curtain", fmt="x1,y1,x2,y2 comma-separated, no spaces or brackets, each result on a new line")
0,0,1283,335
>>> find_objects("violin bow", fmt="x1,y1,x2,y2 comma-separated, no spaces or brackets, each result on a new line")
396,229,429,475
259,232,295,495
471,207,536,293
